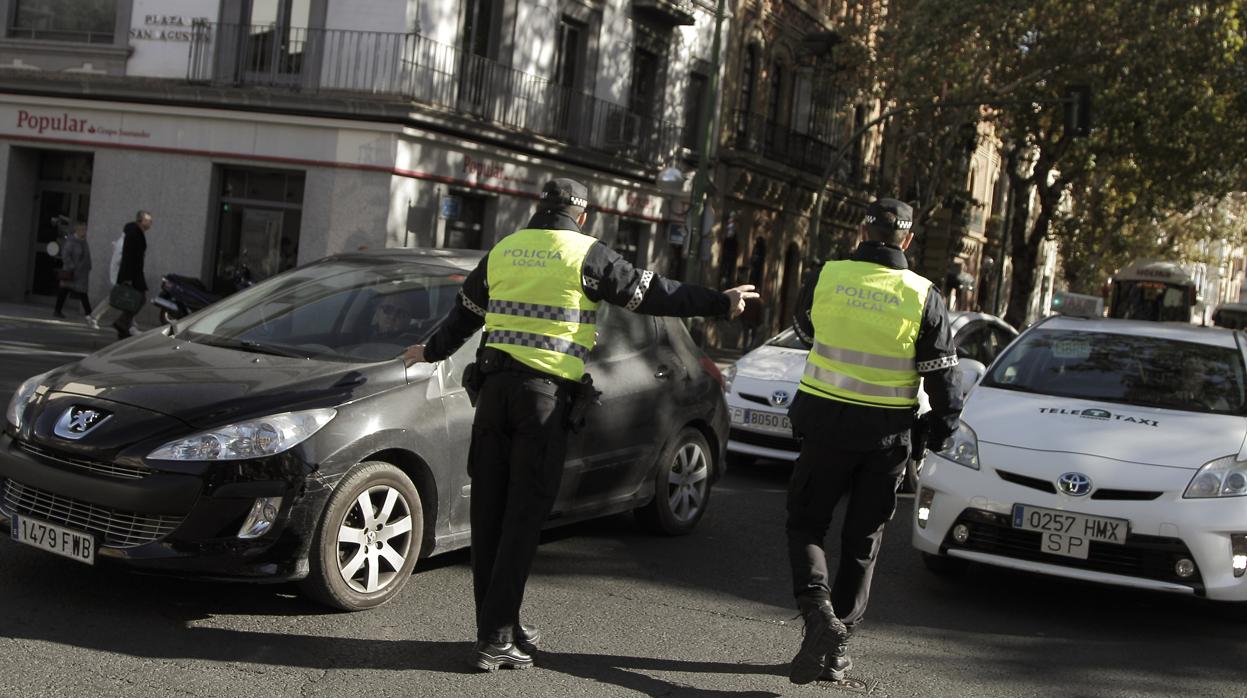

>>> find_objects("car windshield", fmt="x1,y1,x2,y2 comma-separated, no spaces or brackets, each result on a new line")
176,258,464,363
765,329,808,349
982,328,1247,415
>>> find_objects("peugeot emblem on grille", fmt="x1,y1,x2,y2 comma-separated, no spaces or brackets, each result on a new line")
770,390,791,407
1057,472,1092,497
54,406,112,440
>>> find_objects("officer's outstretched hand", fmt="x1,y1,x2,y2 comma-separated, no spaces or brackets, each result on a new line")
401,344,427,366
724,285,760,319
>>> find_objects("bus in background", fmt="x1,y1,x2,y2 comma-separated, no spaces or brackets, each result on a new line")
1107,260,1198,323
1212,302,1247,330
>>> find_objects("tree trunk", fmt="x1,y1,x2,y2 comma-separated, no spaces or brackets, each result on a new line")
1003,181,1039,329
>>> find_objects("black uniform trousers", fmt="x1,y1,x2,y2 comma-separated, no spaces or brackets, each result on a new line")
786,427,908,628
467,367,572,645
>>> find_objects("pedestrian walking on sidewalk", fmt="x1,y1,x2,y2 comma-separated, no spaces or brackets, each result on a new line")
86,230,125,330
402,177,758,672
111,210,153,339
54,222,92,318
784,199,963,684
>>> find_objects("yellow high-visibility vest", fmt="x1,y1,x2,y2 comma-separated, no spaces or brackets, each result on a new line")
485,228,599,380
798,260,931,408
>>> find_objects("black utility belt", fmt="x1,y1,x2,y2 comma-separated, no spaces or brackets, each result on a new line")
476,347,569,383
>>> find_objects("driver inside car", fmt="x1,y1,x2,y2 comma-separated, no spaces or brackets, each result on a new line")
366,296,417,344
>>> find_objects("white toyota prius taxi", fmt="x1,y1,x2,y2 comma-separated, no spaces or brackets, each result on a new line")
914,315,1247,600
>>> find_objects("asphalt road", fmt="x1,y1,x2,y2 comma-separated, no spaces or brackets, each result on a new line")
1,302,1245,698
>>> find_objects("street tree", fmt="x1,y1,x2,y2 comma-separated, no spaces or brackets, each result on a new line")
861,0,1247,328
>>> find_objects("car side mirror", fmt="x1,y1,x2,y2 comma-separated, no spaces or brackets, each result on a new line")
957,358,987,398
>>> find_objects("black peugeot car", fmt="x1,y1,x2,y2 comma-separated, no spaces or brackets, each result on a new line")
1,249,728,610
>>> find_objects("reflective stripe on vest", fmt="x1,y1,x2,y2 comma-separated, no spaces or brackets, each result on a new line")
485,228,599,380
798,259,931,408
488,299,598,325
811,341,916,372
485,329,590,362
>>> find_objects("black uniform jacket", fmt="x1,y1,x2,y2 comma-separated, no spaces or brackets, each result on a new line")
789,240,963,451
424,211,731,363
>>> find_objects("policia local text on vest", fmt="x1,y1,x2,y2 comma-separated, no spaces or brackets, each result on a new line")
784,198,964,685
404,177,759,672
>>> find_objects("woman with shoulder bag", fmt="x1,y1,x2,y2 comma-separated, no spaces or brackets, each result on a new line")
54,222,92,318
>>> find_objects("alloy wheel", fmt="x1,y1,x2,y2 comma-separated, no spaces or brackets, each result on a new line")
666,442,709,524
336,485,414,594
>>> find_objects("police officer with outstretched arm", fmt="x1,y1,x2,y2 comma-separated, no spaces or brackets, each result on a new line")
784,199,962,685
402,178,758,672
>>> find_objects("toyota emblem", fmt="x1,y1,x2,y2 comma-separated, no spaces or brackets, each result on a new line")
770,390,791,407
54,405,112,440
1057,472,1093,497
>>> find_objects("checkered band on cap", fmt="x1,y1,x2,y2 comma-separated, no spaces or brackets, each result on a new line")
863,214,913,230
540,178,590,210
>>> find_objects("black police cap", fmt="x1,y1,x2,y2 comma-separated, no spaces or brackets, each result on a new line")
863,198,913,231
539,178,590,211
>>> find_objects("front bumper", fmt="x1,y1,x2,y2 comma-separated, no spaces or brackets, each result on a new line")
726,426,800,461
912,447,1247,601
0,432,328,582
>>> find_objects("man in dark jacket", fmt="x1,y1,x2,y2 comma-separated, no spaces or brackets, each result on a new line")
785,199,962,684
113,210,152,339
403,178,757,671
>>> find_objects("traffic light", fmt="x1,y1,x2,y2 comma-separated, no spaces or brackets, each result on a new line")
1064,85,1092,138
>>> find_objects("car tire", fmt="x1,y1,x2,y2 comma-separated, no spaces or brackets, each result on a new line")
635,427,714,536
922,552,969,577
300,461,424,611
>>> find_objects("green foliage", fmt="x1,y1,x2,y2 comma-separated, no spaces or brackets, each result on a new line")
859,0,1247,324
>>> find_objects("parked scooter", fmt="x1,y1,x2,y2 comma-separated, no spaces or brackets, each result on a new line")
152,266,254,324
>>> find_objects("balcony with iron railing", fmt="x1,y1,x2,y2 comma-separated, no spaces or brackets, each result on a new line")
187,23,680,168
729,110,865,181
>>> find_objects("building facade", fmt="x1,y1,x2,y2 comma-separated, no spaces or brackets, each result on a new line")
0,0,726,320
700,0,883,349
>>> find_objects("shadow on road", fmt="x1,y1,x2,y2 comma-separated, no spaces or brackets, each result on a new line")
539,652,784,697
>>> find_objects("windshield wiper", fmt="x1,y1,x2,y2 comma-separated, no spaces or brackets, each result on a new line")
203,337,311,359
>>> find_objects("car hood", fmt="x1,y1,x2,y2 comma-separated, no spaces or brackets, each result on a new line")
965,387,1247,469
735,345,807,383
43,330,411,428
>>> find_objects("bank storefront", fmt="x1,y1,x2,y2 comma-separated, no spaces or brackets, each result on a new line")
0,95,680,320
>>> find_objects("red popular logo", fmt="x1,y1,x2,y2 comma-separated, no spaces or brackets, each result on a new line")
16,110,91,135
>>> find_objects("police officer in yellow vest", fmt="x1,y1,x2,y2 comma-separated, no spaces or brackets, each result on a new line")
785,198,962,685
403,178,758,671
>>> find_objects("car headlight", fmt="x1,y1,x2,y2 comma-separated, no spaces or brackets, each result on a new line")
936,421,980,470
1184,456,1247,498
147,409,336,461
722,364,737,394
5,371,50,431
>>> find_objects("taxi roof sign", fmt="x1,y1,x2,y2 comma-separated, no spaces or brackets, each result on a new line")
1051,291,1104,318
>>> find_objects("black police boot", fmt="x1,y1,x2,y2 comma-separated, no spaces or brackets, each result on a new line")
821,642,852,681
474,641,534,672
789,600,848,685
516,624,542,654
